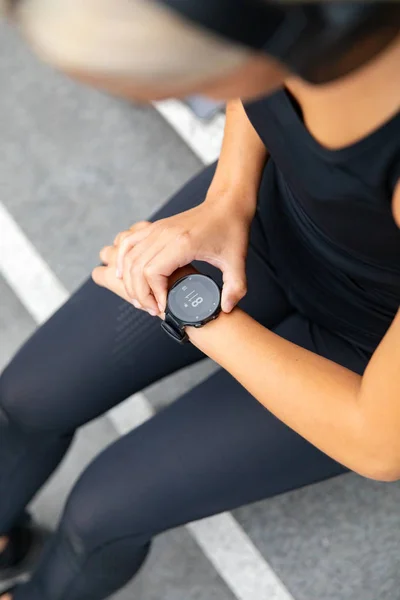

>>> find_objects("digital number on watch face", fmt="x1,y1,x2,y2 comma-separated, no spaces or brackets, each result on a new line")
168,275,220,323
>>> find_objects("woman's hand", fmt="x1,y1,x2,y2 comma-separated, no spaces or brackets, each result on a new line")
114,192,255,316
93,243,133,305
109,99,266,316
93,243,196,313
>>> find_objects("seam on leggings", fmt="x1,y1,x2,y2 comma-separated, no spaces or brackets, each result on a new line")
0,440,60,532
0,405,36,511
0,396,75,436
59,530,152,600
0,403,72,532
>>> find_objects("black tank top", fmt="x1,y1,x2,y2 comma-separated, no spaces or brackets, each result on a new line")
245,89,400,353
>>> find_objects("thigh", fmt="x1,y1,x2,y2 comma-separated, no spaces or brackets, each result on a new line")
63,312,369,550
0,166,215,432
0,276,199,432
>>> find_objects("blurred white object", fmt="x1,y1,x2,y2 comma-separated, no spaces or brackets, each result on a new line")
12,0,250,85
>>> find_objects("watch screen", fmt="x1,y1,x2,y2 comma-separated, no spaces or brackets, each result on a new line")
168,275,220,323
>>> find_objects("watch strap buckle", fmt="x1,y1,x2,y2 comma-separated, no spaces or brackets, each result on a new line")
161,316,189,343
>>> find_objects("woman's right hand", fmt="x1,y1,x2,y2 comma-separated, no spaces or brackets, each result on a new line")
111,99,267,316
113,186,256,315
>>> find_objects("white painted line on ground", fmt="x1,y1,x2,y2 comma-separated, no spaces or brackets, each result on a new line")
0,200,294,600
110,396,295,600
189,513,294,600
154,99,225,165
108,393,153,434
0,203,66,324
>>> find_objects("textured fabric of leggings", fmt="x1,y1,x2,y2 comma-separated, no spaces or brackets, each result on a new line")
0,164,371,600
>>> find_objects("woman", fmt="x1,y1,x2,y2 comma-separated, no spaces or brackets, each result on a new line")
1,9,400,600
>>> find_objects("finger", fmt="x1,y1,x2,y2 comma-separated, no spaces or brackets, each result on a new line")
114,230,131,247
99,245,117,266
92,266,130,302
131,299,143,311
92,266,145,313
129,220,151,233
114,221,151,247
141,239,192,312
116,226,153,279
126,242,166,314
97,247,143,307
121,229,165,300
220,257,247,313
122,234,160,299
142,258,169,313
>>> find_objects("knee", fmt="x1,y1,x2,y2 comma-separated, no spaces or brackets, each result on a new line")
0,362,29,429
61,476,133,557
0,362,50,432
60,457,155,557
61,480,108,556
58,472,152,593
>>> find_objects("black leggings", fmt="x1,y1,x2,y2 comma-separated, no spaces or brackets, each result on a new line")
0,165,370,600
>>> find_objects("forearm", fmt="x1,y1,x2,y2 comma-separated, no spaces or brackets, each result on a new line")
187,308,397,481
207,99,268,218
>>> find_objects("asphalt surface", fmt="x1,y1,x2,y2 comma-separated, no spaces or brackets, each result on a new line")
1,22,400,600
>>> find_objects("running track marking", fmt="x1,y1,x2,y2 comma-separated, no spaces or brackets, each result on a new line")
154,99,225,165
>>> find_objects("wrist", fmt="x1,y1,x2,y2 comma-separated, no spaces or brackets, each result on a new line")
186,306,241,353
205,181,257,222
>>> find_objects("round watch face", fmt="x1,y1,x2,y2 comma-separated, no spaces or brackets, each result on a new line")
168,274,220,324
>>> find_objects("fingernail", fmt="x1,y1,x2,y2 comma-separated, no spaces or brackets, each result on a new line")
116,269,122,279
158,302,164,313
147,309,157,317
132,299,141,309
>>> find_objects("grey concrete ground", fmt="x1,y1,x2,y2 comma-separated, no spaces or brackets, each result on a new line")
1,22,400,600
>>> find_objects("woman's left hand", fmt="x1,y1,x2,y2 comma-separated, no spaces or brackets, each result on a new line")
94,221,160,312
93,244,134,305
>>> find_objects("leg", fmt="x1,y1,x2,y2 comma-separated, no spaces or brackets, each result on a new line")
0,162,291,534
0,166,214,536
12,314,369,600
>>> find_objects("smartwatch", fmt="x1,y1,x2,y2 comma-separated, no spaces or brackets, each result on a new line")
161,274,221,343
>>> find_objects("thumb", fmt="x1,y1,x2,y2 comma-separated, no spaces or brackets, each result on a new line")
221,258,247,313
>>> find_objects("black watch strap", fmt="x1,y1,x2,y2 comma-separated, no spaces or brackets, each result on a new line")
161,312,189,344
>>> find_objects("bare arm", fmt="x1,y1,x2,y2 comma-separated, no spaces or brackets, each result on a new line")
188,306,399,481
187,181,400,482
96,233,400,483
207,99,269,218
95,182,400,481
